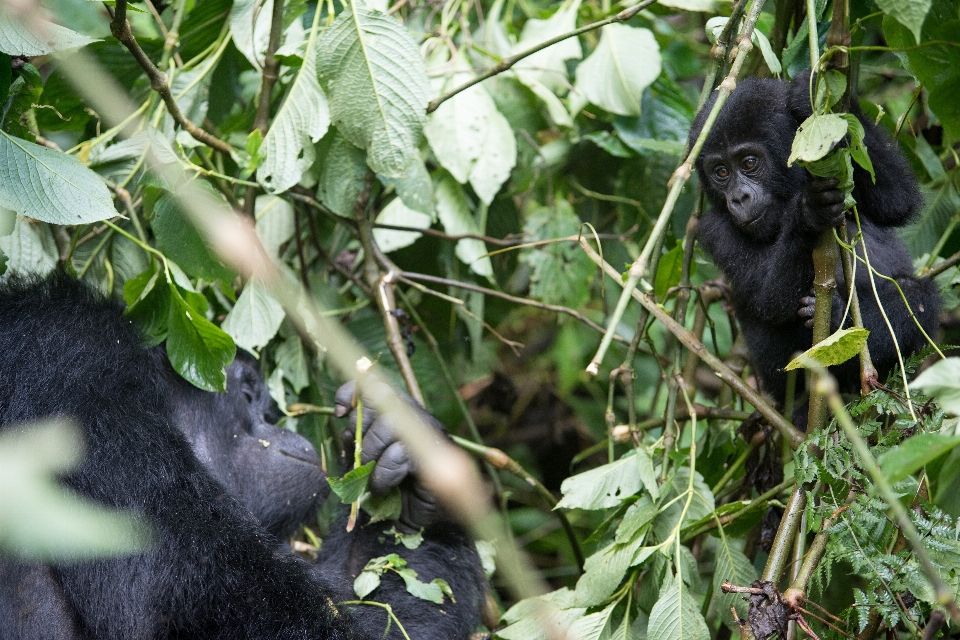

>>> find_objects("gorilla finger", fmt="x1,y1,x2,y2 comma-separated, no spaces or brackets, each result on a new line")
359,418,398,465
399,483,441,532
810,177,840,191
333,380,357,418
334,381,379,433
369,442,413,494
804,318,815,328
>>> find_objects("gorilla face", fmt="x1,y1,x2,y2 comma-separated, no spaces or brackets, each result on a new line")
698,142,779,241
167,355,327,538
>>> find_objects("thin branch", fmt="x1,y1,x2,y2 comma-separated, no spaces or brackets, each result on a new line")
109,0,232,155
400,272,640,349
578,236,805,448
426,0,659,113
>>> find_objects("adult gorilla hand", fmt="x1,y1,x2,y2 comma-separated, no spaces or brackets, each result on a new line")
333,379,444,531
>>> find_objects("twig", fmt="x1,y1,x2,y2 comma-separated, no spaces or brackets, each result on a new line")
400,272,640,349
426,0,659,113
109,0,232,155
578,236,805,448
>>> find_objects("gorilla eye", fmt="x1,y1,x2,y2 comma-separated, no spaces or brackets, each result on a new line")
742,156,758,170
714,165,729,179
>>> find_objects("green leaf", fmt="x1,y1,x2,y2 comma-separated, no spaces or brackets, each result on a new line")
360,487,403,523
513,0,583,94
883,2,960,141
396,567,447,604
785,327,869,370
165,284,236,392
712,543,758,627
230,0,274,66
788,113,849,166
911,358,960,415
327,461,375,503
254,195,296,261
123,260,170,344
519,200,595,309
315,131,367,217
567,602,616,640
654,244,686,301
557,451,648,510
0,6,98,56
222,280,285,353
316,4,430,178
434,173,493,278
647,574,710,640
373,196,433,253
0,420,152,560
259,9,330,194
879,433,960,484
275,335,309,393
354,569,381,598
575,25,661,117
425,53,517,205
498,590,586,640
0,131,116,224
381,156,434,215
876,0,932,44
0,214,56,279
152,187,235,281
572,542,634,606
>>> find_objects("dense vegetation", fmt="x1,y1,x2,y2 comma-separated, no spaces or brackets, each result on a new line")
2,0,960,637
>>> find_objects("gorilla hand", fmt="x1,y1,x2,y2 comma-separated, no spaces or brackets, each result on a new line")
801,177,845,233
333,380,444,531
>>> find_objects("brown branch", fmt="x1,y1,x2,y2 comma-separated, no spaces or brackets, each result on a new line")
400,272,639,349
578,237,804,448
110,0,232,155
426,0,659,113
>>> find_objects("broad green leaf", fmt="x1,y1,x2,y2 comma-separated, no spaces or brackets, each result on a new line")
259,9,330,194
911,358,960,415
123,261,170,344
166,285,236,392
0,420,151,560
575,25,660,117
787,113,848,166
222,280,286,353
328,461,375,503
712,543,758,627
254,195,296,261
883,2,960,141
396,568,449,604
316,4,430,178
230,0,273,67
0,131,116,224
0,214,56,279
513,0,583,94
525,78,574,128
573,542,634,606
373,196,433,253
498,590,586,640
568,602,616,640
382,156,434,215
159,61,214,147
660,0,716,9
647,574,710,640
615,496,657,544
152,189,235,281
879,433,960,484
557,451,644,510
876,0,932,44
654,244,684,301
316,131,367,217
434,173,493,278
519,200,594,309
425,53,516,205
0,6,98,56
275,335,309,392
784,327,869,370
353,569,381,598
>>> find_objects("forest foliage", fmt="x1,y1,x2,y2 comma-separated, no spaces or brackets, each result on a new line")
2,0,960,637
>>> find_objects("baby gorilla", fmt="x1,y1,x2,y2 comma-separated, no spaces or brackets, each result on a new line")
689,74,940,421
0,273,484,639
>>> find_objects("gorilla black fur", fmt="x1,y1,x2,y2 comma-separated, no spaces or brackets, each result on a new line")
0,273,484,639
689,75,940,411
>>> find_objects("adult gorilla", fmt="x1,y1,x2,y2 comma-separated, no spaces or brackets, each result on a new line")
689,74,940,417
0,273,484,639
